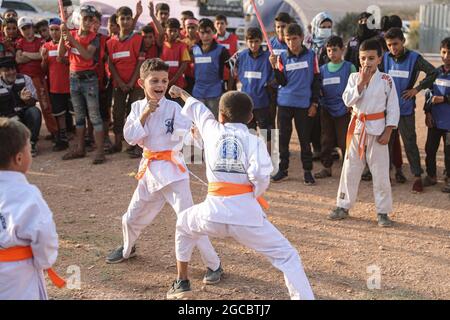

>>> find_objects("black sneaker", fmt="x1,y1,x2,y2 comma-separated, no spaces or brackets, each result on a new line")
52,140,69,152
361,169,372,181
271,170,288,183
129,145,143,159
202,265,224,285
377,213,393,227
31,142,38,157
395,170,407,184
105,245,136,264
166,279,192,300
304,171,315,185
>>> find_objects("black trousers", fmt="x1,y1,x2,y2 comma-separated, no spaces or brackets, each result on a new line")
425,127,450,178
277,106,314,172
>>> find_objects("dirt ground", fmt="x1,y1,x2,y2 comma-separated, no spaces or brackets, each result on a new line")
28,63,449,300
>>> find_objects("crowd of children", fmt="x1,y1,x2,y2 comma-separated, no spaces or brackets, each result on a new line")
1,0,450,300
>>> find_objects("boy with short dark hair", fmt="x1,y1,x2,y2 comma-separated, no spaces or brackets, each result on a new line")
0,117,63,299
192,18,230,118
383,27,438,193
423,37,450,194
314,35,356,179
166,85,315,300
41,18,71,151
214,14,237,89
106,6,146,153
269,12,292,56
329,39,400,227
105,59,221,283
235,27,273,149
160,18,190,90
2,18,19,57
269,23,321,185
35,19,50,42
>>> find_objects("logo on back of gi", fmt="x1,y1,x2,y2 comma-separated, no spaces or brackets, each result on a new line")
213,134,246,174
165,118,174,134
0,213,6,231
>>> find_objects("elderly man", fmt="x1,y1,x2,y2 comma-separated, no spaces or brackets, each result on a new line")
0,56,41,156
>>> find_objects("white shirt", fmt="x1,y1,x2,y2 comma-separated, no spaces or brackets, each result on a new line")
343,69,400,136
124,97,193,192
182,97,273,227
0,171,58,269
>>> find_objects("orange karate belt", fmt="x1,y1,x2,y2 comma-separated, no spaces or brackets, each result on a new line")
346,111,385,160
135,149,186,180
0,246,66,288
207,182,269,210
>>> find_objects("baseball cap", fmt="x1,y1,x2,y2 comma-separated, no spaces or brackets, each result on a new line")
49,18,62,27
18,17,33,29
80,4,98,17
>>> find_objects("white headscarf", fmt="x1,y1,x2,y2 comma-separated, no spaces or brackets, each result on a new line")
311,12,333,51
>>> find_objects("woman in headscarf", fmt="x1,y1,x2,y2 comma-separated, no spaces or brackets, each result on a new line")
310,12,333,66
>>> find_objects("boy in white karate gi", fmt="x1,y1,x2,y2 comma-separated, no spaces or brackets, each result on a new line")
0,118,64,300
165,86,315,300
105,58,222,286
328,39,400,227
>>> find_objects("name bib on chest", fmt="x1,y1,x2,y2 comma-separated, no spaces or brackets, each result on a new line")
244,71,262,79
323,77,341,85
286,61,308,71
388,70,410,79
195,56,212,64
112,51,131,59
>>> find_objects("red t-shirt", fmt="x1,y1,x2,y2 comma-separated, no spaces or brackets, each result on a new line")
215,32,238,80
160,41,190,88
16,37,45,78
43,41,70,94
107,33,143,88
67,30,98,72
144,44,159,60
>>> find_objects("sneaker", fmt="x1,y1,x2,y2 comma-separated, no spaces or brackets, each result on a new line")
331,149,340,160
105,245,136,264
412,178,423,193
377,213,393,227
314,168,331,179
271,170,288,183
422,176,437,187
361,169,372,181
304,171,315,185
31,142,38,157
129,145,143,159
202,265,224,285
328,207,349,220
395,170,407,184
442,182,450,193
52,140,69,152
166,279,192,300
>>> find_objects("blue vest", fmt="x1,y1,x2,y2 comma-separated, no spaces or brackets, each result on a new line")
383,50,419,116
277,49,315,108
320,61,352,117
269,36,288,56
431,69,450,131
237,49,273,109
192,43,224,99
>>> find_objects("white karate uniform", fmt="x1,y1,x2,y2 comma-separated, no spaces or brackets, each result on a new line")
337,69,400,214
0,171,59,300
175,97,315,300
121,97,220,270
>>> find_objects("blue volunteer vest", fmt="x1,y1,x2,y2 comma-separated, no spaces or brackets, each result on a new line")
431,69,450,131
320,61,352,117
192,43,224,99
383,50,419,116
237,49,272,109
277,49,315,108
269,36,288,56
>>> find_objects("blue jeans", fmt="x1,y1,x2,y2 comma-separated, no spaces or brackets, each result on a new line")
17,106,42,143
70,73,103,132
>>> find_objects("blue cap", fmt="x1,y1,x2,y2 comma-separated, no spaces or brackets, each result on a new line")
49,17,62,26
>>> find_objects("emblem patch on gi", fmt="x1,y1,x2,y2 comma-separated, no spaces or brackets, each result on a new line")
165,118,174,134
339,192,346,200
213,135,246,174
0,213,6,231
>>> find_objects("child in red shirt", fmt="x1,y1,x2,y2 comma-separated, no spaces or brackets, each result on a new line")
182,18,199,94
58,4,105,164
107,6,147,154
41,18,71,151
160,18,190,91
16,17,58,137
214,15,238,90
